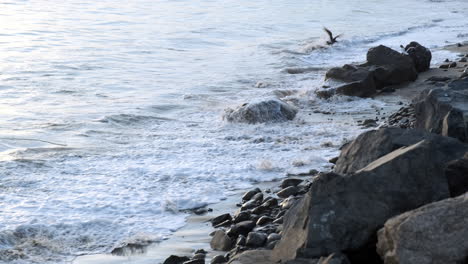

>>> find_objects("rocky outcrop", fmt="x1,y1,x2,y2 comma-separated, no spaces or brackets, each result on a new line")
445,153,468,197
272,137,467,262
414,78,468,143
377,193,468,264
334,128,439,175
322,44,424,98
404,41,432,72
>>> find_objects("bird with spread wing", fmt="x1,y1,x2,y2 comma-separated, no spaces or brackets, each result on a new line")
323,27,342,45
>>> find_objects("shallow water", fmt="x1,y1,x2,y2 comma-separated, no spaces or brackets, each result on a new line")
0,0,467,263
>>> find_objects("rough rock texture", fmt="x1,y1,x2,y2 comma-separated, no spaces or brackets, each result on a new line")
210,230,233,251
334,128,437,175
377,193,468,264
404,42,432,72
272,137,467,262
227,250,272,264
414,78,468,143
445,153,468,197
164,255,191,264
366,45,418,86
325,64,377,97
223,99,297,124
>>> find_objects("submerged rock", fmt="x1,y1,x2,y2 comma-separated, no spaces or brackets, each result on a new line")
377,193,468,264
223,99,297,124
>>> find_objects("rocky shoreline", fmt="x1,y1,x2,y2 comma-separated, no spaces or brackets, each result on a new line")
162,42,468,264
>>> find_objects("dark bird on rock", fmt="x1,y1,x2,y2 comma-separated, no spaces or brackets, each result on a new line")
323,27,342,45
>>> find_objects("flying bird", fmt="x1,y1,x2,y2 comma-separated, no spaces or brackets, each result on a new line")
323,27,342,45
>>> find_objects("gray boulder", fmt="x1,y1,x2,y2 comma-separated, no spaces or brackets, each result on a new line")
445,152,468,197
223,99,297,124
245,232,267,248
414,78,468,143
377,193,468,264
272,137,467,262
210,230,233,251
334,128,438,175
404,41,432,72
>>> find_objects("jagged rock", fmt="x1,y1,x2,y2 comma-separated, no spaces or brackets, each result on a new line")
164,255,191,264
414,78,468,143
210,230,233,251
223,99,297,124
404,42,432,72
334,128,439,174
272,137,467,262
277,186,299,198
281,178,303,189
445,153,468,197
366,45,418,86
245,232,267,248
211,255,228,264
377,194,468,264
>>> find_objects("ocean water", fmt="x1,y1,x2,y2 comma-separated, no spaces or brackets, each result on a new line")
0,0,467,263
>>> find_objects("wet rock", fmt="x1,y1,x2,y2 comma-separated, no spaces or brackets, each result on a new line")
325,64,377,97
404,41,432,72
245,232,267,248
280,178,303,189
211,214,232,227
227,250,272,264
233,211,251,223
261,197,278,208
227,221,256,238
366,45,418,86
273,216,283,224
377,194,468,264
251,205,268,215
328,157,339,164
273,137,467,262
426,76,451,82
241,200,259,211
460,57,467,62
210,230,234,251
236,235,246,247
414,78,468,143
214,219,232,228
277,186,299,198
445,153,468,197
193,253,206,260
279,197,297,210
266,233,281,244
266,240,279,250
183,259,204,264
251,192,263,203
361,119,377,128
164,255,191,264
256,216,273,226
211,255,228,264
242,188,261,202
223,99,298,124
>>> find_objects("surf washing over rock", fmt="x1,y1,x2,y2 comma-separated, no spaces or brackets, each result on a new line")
0,0,468,263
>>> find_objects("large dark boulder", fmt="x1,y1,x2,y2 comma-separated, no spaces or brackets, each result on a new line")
445,152,468,197
366,45,418,86
414,78,468,143
272,137,467,262
377,193,468,264
325,64,377,97
334,128,438,175
223,99,297,124
404,41,432,72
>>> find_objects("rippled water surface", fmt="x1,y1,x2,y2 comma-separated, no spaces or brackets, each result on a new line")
0,0,467,263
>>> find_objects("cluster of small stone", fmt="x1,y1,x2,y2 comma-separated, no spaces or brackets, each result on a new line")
384,105,416,129
207,178,311,263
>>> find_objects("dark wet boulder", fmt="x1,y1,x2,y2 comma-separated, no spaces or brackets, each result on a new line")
334,128,439,175
164,255,191,264
272,137,467,262
377,194,468,264
245,232,267,248
242,188,261,202
325,64,377,97
227,221,256,238
211,213,232,227
445,153,468,197
227,250,272,264
414,78,468,143
366,45,418,86
211,255,228,264
223,99,297,124
404,42,432,72
277,186,299,198
280,178,303,189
